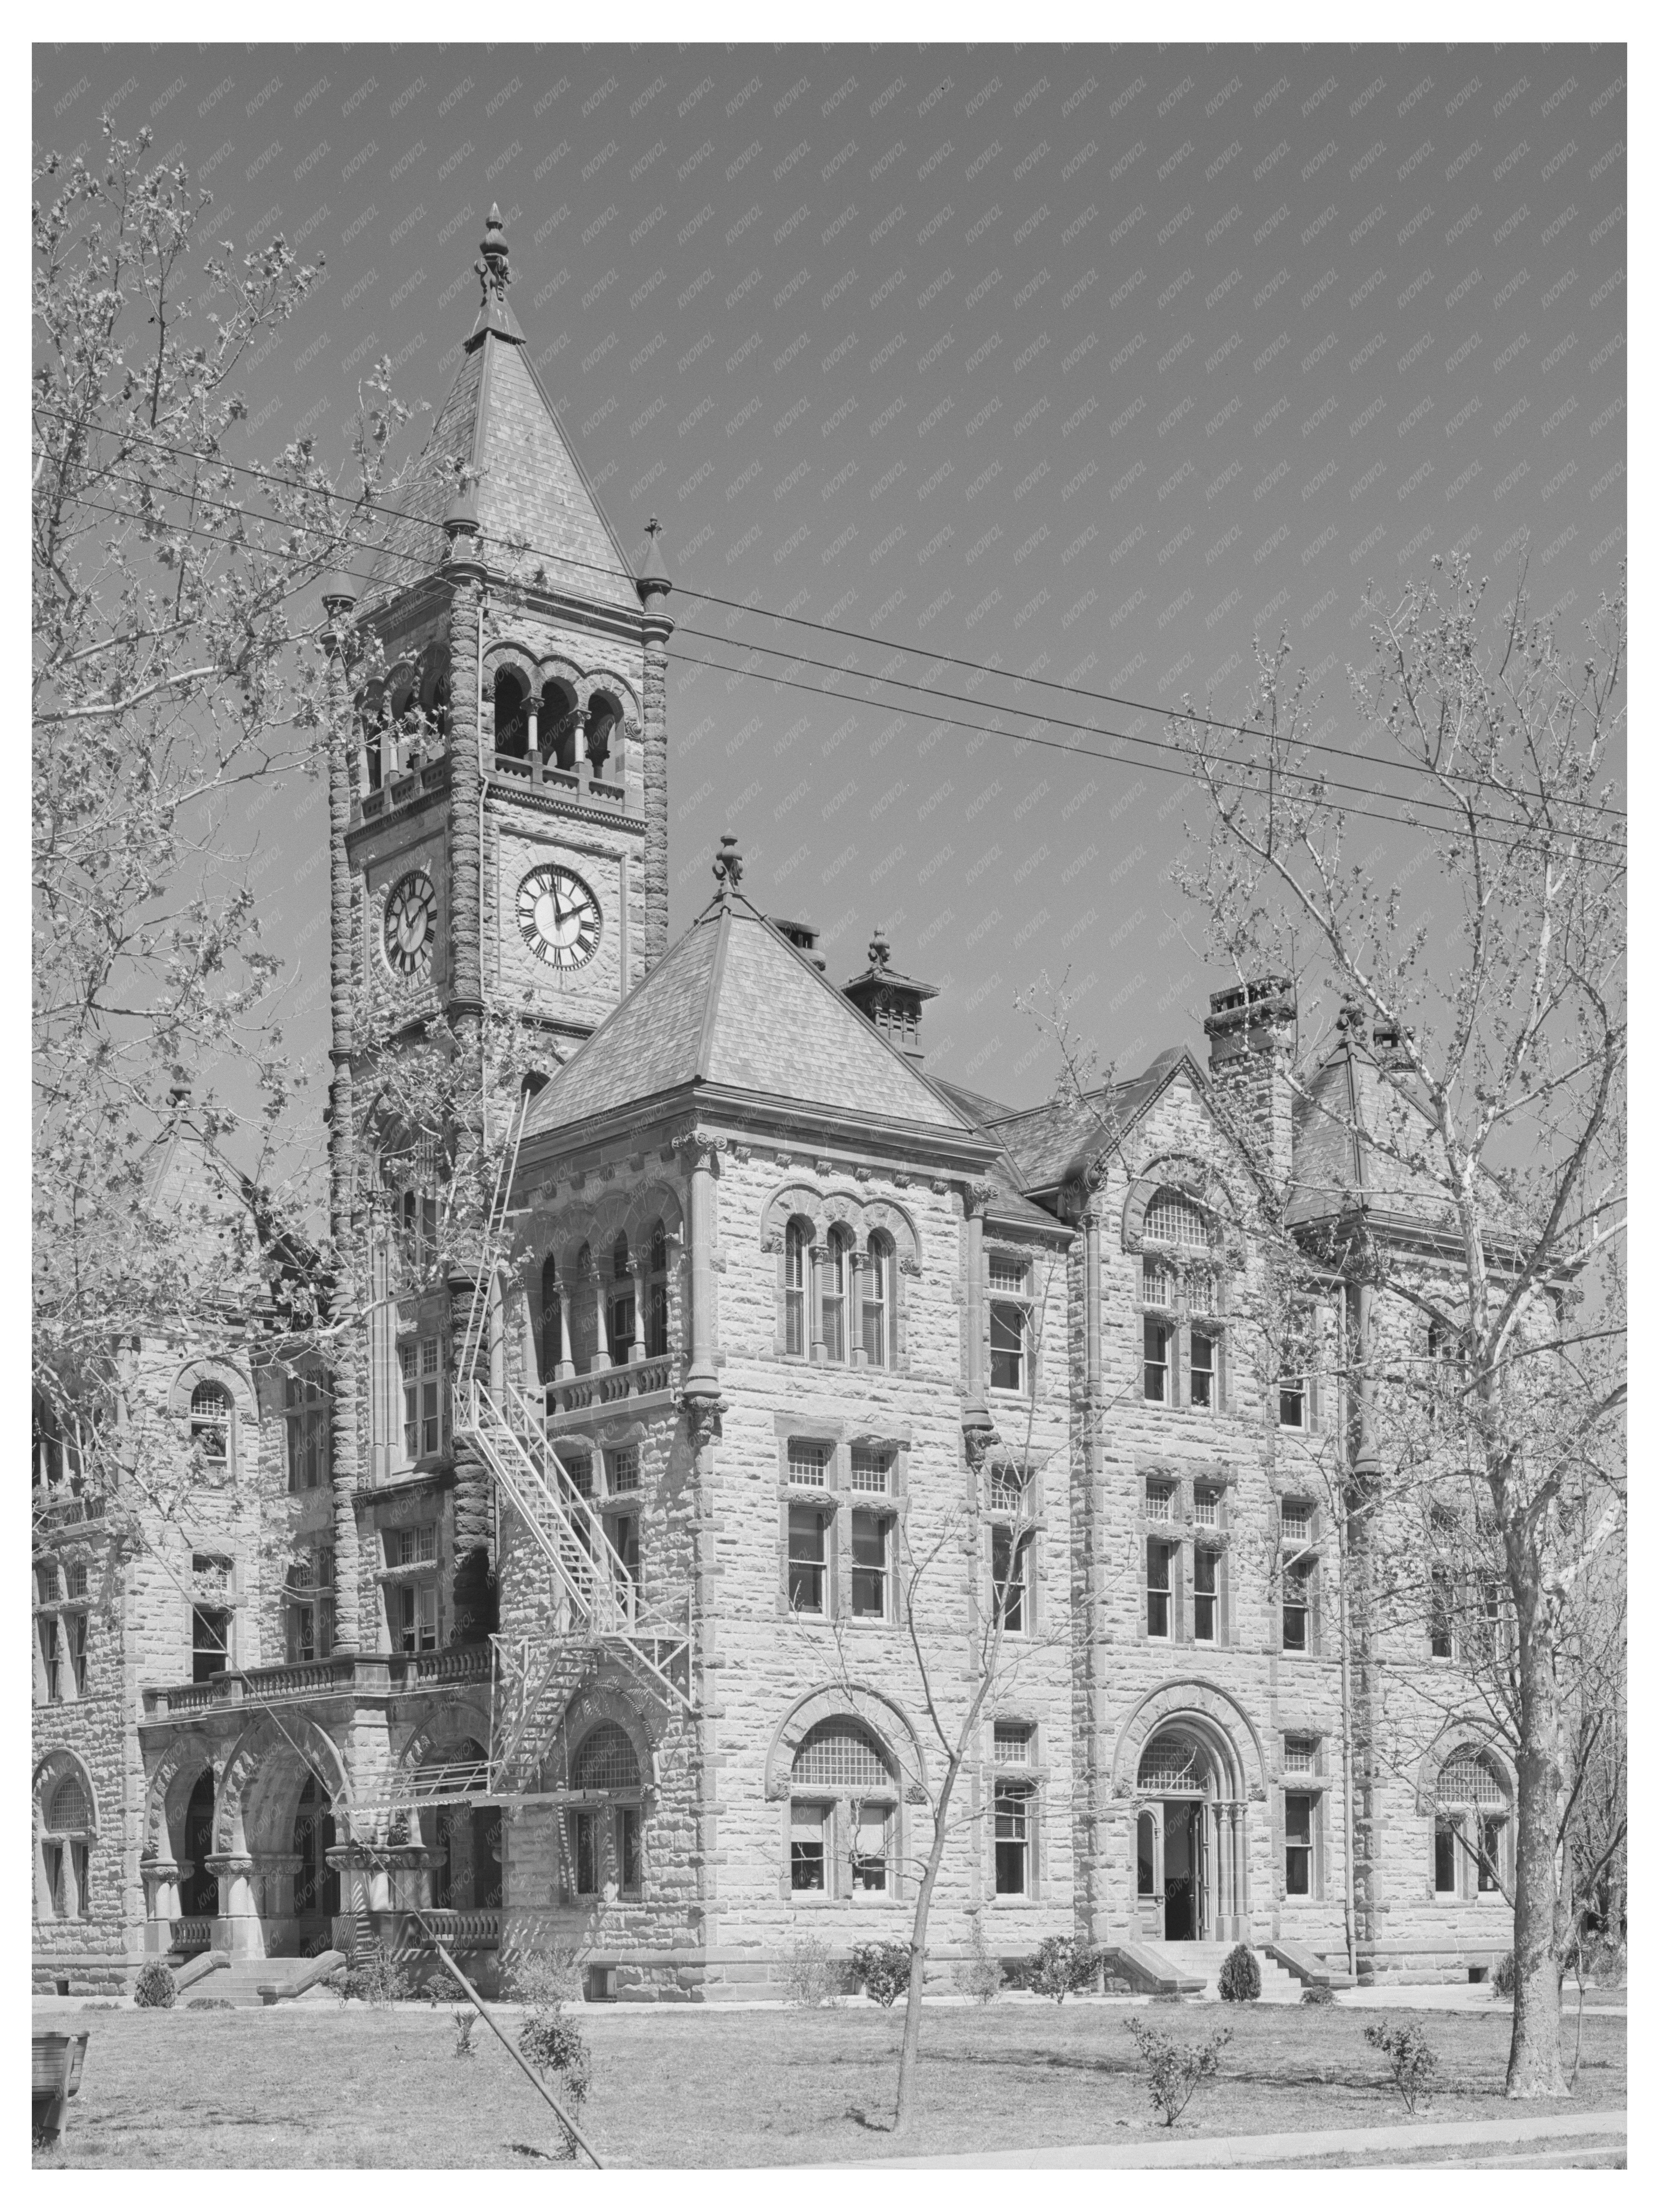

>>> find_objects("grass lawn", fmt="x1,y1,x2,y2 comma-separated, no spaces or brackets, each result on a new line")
35,1996,1625,2169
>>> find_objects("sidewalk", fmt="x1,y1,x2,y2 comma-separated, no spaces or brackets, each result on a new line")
846,2109,1628,2168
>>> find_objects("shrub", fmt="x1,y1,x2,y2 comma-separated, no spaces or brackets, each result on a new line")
851,1941,912,2008
1025,1934,1097,2003
1301,1982,1335,2005
1490,1950,1516,1997
1364,2018,1440,2113
507,1944,584,2012
330,1951,409,2006
186,1996,233,2010
781,1933,843,2009
428,1968,479,2056
951,1915,1004,2006
1125,2017,1231,2127
519,1975,592,2159
134,1961,176,2009
1218,1943,1261,2002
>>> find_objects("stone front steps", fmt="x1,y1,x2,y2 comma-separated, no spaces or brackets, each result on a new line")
1174,1943,1303,2003
170,1951,344,2007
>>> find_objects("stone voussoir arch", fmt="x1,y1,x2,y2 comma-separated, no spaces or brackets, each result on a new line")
167,1354,256,1426
1121,1150,1245,1257
1109,1678,1267,1802
554,1684,658,1791
142,1728,220,1858
764,1682,931,1805
34,1747,100,1836
1411,1718,1518,1816
214,1712,351,1856
758,1179,923,1272
396,1695,494,1777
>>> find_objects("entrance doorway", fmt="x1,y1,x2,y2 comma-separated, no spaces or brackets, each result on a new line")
292,1775,339,1925
1162,1800,1205,1940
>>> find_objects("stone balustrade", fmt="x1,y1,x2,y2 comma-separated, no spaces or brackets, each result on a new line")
169,1917,215,1955
384,1908,500,1952
546,1354,674,1418
141,1641,493,1721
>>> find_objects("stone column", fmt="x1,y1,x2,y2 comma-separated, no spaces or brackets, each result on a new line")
142,1858,182,1951
207,1853,263,1956
849,1249,867,1367
629,1258,648,1362
635,519,674,969
809,1245,828,1363
682,1134,723,1399
590,1260,612,1371
557,1282,574,1379
526,699,541,784
961,1183,997,1446
322,579,364,1650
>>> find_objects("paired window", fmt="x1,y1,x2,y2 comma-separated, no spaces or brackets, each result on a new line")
1142,1487,1228,1645
34,1558,91,1704
400,1334,447,1461
38,1773,95,1922
385,1522,439,1653
989,1253,1033,1394
1139,1190,1223,1411
784,1440,901,1623
789,1720,897,1897
284,1374,330,1493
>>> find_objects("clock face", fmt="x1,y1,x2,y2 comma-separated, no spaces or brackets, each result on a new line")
518,863,602,971
382,870,437,982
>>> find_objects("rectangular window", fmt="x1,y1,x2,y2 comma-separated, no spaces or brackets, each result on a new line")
849,1446,892,1494
37,1561,62,1604
785,1229,806,1357
992,1525,1029,1633
647,1279,670,1359
66,1563,88,1600
1141,1256,1173,1307
192,1606,230,1685
572,1809,598,1896
787,1504,829,1616
852,1804,889,1891
1146,1539,1172,1638
1434,1818,1458,1895
823,1243,847,1364
1144,1479,1174,1521
989,1253,1028,1294
993,1723,1033,1764
399,1580,438,1654
618,1806,642,1895
1187,1269,1216,1317
42,1842,64,1919
1143,1317,1170,1402
1284,1736,1316,1775
790,1803,828,1892
564,1452,594,1499
1429,1566,1455,1658
607,1446,640,1494
1193,1486,1219,1528
285,1376,329,1494
851,1512,889,1620
401,1336,444,1459
610,1512,640,1592
989,1300,1027,1392
395,1523,438,1567
1478,1817,1504,1894
1280,1500,1311,1545
989,1464,1028,1515
1279,1379,1307,1427
1189,1330,1215,1409
288,1602,316,1664
1284,1793,1313,1896
1282,1565,1310,1653
1193,1547,1218,1643
609,1285,636,1365
787,1439,830,1486
40,1615,63,1703
993,1783,1031,1896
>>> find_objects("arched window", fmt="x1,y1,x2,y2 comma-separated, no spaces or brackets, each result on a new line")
823,1228,852,1363
1136,1808,1157,1897
541,678,579,770
790,1720,897,1896
541,1254,564,1380
493,667,531,759
1137,1731,1214,1796
189,1383,231,1468
862,1232,894,1368
567,1722,643,1900
645,1219,669,1359
1434,1743,1510,1899
38,1766,95,1924
610,1233,635,1363
1144,1187,1212,1248
572,1242,596,1374
784,1218,808,1357
585,692,623,781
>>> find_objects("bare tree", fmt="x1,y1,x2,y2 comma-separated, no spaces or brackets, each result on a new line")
1165,554,1626,2096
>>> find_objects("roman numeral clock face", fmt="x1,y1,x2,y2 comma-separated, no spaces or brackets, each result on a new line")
518,864,602,971
382,870,437,982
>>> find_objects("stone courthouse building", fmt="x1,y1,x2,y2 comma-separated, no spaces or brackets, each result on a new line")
33,214,1521,1999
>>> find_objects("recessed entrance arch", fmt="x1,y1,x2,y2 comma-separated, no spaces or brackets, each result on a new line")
1133,1716,1251,1943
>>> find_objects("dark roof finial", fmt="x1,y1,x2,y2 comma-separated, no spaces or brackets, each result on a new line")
713,832,744,902
466,202,525,348
869,927,891,972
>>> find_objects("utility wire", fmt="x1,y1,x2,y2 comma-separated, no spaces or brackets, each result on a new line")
36,403,1628,826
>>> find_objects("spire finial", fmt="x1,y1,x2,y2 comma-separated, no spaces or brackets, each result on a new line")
869,927,891,972
713,832,744,902
477,205,511,306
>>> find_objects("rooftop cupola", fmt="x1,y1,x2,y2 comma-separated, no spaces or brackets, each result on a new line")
842,928,939,1066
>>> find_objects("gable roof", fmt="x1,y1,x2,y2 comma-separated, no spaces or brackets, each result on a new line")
363,213,639,613
983,1045,1213,1191
521,892,980,1145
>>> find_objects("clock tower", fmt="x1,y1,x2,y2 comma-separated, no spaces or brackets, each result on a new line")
335,205,670,1076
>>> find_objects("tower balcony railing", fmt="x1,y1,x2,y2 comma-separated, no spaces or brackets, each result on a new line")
489,749,637,814
352,756,450,827
545,1353,675,1419
141,1643,493,1721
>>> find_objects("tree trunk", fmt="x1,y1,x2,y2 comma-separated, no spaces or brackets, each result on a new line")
893,1755,961,2137
1506,1577,1567,2096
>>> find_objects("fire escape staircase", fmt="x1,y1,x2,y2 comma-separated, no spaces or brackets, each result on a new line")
447,1081,694,1802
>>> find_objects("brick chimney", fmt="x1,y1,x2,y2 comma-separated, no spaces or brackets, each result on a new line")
1202,976,1297,1186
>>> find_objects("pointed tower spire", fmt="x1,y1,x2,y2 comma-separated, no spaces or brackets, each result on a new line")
468,203,525,349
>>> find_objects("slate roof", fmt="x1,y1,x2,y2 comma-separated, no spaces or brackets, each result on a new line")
521,892,978,1142
364,223,639,612
1285,1038,1459,1234
983,1045,1205,1189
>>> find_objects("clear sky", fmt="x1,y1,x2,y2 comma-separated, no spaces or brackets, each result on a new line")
33,40,1626,1170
